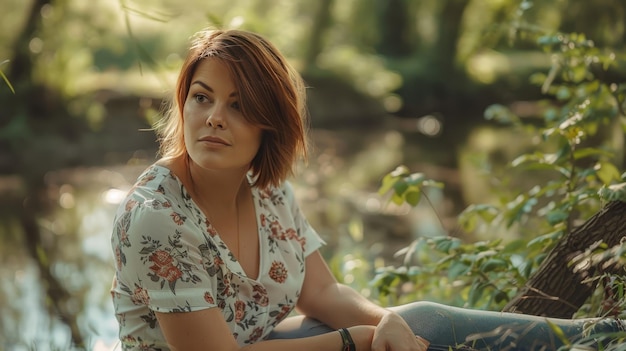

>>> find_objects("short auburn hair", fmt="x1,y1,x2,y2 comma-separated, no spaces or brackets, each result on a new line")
155,28,309,189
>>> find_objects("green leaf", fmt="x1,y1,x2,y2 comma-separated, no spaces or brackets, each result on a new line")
433,237,461,253
595,162,622,185
574,147,612,160
476,205,499,222
598,182,626,202
405,172,426,186
510,154,534,167
502,239,526,253
459,204,499,231
404,190,421,206
479,259,508,273
569,65,587,83
391,192,405,206
518,260,533,279
511,152,559,169
459,211,478,232
528,230,563,249
543,108,559,122
506,196,537,227
494,291,510,304
448,261,470,279
484,104,519,124
468,280,486,306
393,180,409,196
556,86,571,100
370,270,401,297
546,209,569,225
378,173,399,195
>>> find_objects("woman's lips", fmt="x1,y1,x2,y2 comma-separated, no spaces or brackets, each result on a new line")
199,136,231,146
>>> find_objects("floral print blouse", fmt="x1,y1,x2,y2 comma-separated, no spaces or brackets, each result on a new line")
110,165,324,350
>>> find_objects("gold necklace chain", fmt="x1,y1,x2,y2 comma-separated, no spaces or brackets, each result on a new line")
202,198,241,259
234,199,241,259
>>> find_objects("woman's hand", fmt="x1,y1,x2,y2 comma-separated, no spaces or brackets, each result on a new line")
371,312,430,351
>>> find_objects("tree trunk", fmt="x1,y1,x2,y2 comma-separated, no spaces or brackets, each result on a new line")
503,200,626,318
7,0,51,85
374,0,413,58
1,0,54,173
435,0,470,74
302,0,334,74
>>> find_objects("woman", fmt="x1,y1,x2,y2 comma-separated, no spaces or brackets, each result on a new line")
110,28,623,351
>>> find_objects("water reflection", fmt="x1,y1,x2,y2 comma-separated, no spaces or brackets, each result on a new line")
1,128,450,350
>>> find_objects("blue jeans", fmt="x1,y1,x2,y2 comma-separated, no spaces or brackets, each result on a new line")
268,301,624,350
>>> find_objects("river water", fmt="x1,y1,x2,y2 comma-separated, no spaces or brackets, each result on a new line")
1,127,455,350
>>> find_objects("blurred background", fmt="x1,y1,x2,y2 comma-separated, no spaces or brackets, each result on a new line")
1,0,624,349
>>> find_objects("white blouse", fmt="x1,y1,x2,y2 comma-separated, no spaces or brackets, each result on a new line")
111,165,324,350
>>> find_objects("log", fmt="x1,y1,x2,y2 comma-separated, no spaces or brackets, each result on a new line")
503,201,626,318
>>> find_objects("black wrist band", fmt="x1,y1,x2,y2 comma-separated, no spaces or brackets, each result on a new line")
338,328,356,351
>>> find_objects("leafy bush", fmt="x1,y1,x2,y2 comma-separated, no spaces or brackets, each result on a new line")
373,30,626,317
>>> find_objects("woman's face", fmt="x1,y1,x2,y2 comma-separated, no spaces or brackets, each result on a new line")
183,58,262,173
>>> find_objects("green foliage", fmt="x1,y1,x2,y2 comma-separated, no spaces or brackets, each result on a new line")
370,236,536,309
378,165,444,207
599,179,626,202
372,28,626,319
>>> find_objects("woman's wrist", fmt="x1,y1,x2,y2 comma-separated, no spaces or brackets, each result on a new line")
338,328,356,351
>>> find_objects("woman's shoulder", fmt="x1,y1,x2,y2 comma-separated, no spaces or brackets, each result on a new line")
134,163,180,195
113,164,200,246
255,180,297,205
117,164,188,218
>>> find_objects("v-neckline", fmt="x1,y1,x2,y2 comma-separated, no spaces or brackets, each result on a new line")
155,164,264,281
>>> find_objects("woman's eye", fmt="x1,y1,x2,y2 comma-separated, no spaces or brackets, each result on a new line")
194,94,210,103
231,101,241,110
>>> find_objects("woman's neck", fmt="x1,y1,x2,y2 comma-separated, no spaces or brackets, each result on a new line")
162,155,250,214
190,157,249,210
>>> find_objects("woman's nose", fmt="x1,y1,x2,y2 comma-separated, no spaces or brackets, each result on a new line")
206,105,226,129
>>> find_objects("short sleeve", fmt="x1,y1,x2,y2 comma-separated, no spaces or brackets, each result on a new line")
113,198,218,313
281,181,325,256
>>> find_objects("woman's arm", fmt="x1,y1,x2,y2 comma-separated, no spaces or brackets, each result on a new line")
296,251,429,351
296,251,388,327
155,308,376,351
